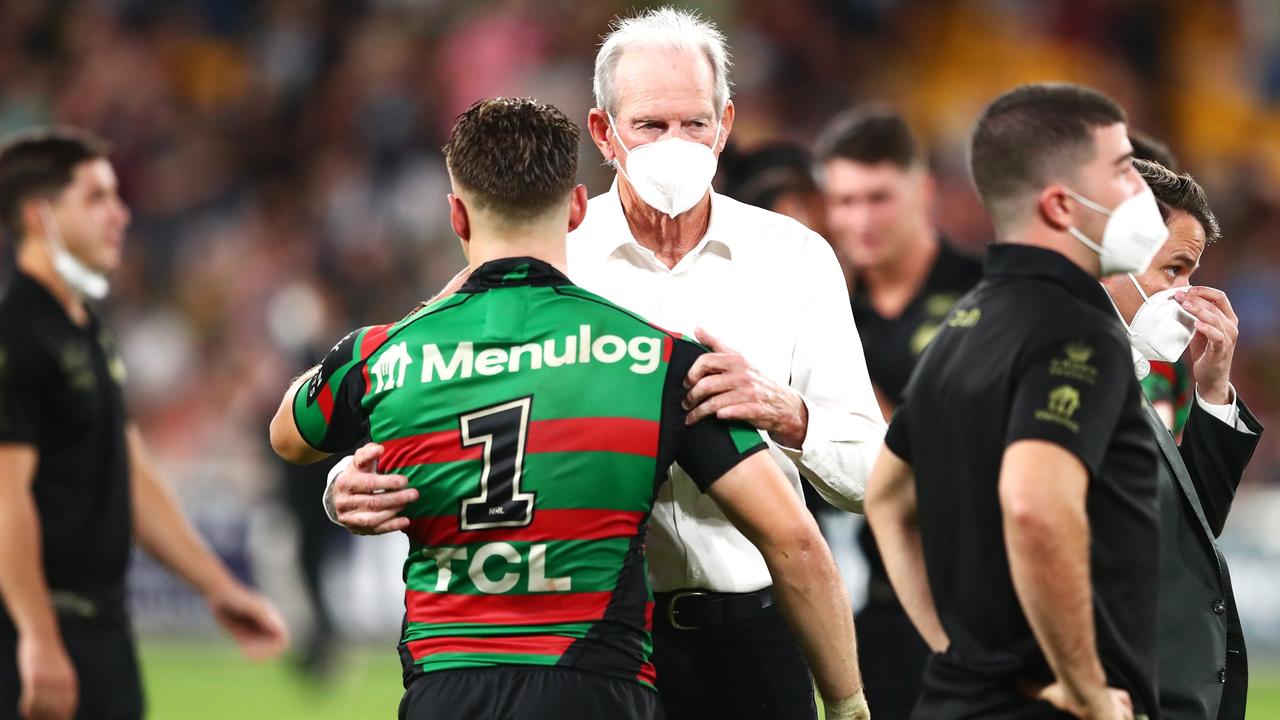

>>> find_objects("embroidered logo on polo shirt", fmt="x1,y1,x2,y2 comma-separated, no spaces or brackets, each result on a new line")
947,307,982,328
1035,384,1082,432
1049,342,1098,384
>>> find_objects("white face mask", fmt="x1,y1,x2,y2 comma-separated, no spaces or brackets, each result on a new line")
39,203,109,300
1124,274,1196,362
608,112,722,218
1065,187,1169,276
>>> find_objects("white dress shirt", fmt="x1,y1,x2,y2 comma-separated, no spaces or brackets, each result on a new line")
324,183,886,593
566,184,885,592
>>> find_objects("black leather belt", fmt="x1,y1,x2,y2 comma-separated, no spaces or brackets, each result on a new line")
654,587,776,631
49,587,126,622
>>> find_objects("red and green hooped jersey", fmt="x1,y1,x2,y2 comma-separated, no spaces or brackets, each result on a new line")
291,257,766,688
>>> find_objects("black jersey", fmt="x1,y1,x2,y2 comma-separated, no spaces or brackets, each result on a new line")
0,271,131,595
851,240,983,406
885,244,1160,719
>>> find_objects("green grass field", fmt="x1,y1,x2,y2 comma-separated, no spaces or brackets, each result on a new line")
139,639,1280,719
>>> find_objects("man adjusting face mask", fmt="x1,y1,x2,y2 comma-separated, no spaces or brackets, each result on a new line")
1065,186,1169,275
608,112,722,218
1124,274,1197,363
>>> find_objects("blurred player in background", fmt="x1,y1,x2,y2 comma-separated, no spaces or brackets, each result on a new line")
270,98,868,720
720,142,827,236
1102,158,1259,720
0,128,287,720
813,104,983,719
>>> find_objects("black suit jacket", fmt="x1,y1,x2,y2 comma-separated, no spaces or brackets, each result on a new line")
1148,397,1262,720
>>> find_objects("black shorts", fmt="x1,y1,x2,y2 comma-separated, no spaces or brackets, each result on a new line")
0,613,143,720
399,666,662,720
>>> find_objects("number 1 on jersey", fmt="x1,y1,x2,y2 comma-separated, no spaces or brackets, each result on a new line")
459,396,536,530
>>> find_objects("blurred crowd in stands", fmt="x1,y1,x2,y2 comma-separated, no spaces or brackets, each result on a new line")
3,0,1280,664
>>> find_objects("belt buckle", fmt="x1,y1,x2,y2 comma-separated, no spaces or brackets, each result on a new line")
667,590,708,631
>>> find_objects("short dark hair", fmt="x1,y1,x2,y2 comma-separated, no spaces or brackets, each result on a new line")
1128,130,1179,172
969,83,1126,227
814,102,917,169
0,126,111,243
442,98,580,218
721,141,818,210
1132,158,1221,245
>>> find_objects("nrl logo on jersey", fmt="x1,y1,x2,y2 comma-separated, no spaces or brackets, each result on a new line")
389,324,664,386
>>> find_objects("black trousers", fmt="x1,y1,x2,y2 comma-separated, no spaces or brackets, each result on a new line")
399,666,661,720
651,598,817,720
0,613,143,720
856,600,930,719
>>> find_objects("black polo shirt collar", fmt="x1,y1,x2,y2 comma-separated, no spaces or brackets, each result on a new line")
7,270,88,329
985,243,1112,315
460,256,572,292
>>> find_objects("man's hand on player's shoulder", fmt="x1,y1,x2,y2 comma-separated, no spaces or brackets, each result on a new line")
333,443,418,536
683,327,808,448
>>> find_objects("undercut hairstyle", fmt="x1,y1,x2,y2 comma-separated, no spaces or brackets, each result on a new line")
443,98,580,219
969,83,1126,229
1129,130,1179,172
0,126,111,244
814,103,918,169
594,7,732,117
1132,158,1221,245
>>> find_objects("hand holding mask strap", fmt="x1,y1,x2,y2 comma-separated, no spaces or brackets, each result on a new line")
1125,274,1197,362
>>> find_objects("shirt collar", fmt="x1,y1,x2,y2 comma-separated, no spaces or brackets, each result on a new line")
7,269,92,326
460,256,572,292
984,243,1113,314
592,179,735,263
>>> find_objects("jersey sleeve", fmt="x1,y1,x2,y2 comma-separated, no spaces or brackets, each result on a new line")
883,403,912,463
291,328,371,453
0,326,45,444
658,336,768,491
1004,329,1133,479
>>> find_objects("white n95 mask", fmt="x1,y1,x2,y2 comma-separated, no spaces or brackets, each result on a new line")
1125,274,1196,362
39,203,109,300
1066,187,1169,276
608,113,722,218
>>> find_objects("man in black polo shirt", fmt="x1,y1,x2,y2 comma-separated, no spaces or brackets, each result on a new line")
866,84,1165,720
0,128,288,720
814,104,984,720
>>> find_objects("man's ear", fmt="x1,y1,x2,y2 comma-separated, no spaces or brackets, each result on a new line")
448,193,471,241
715,100,735,155
587,109,616,164
18,198,48,243
568,183,591,230
1037,185,1074,231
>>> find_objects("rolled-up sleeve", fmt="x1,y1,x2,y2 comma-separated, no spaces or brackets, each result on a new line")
775,232,887,513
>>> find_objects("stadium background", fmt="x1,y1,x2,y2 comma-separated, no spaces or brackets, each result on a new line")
3,0,1280,717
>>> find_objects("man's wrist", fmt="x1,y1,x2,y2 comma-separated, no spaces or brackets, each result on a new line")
770,393,810,449
1197,381,1232,406
323,456,354,524
825,689,870,720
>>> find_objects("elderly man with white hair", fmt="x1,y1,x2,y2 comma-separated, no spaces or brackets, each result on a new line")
325,8,882,719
